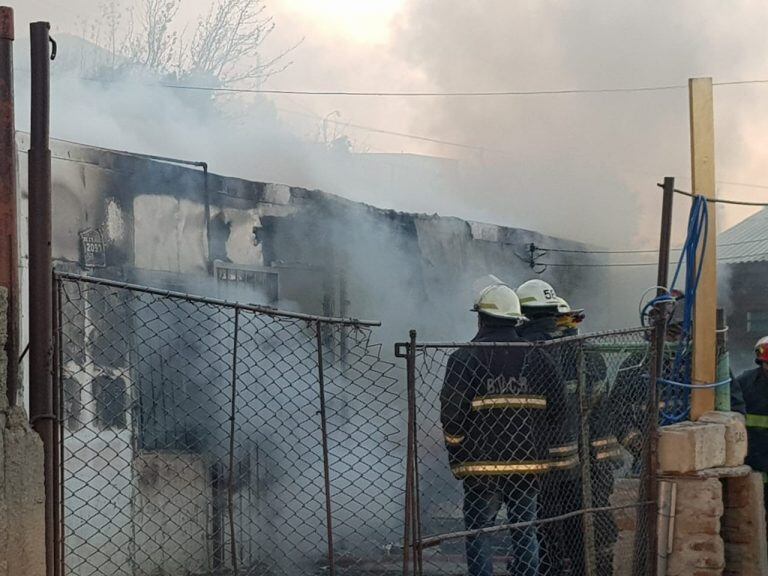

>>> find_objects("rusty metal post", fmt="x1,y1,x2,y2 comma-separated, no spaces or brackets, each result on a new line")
409,330,423,576
634,178,676,576
52,275,63,576
400,335,415,576
0,6,19,408
656,178,675,296
315,321,336,576
641,176,674,576
28,20,54,576
227,308,240,576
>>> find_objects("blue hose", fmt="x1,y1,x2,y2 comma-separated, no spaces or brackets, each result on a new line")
658,196,708,424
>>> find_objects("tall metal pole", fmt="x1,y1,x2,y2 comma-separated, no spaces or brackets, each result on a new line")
646,176,675,576
657,178,675,296
0,6,19,408
28,21,54,576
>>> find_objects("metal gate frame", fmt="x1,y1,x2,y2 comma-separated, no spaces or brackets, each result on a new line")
396,327,661,576
53,272,394,576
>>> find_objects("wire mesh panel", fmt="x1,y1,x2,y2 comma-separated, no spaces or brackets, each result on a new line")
405,328,656,576
56,274,403,576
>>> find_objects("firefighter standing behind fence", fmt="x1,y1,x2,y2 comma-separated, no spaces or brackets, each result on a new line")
516,280,620,576
729,336,768,533
440,277,564,576
553,300,621,576
516,281,581,576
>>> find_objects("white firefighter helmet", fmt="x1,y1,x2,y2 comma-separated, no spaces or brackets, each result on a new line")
473,282,525,321
755,336,768,364
516,279,560,309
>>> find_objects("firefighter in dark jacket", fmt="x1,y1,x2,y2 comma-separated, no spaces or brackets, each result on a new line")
554,304,621,576
441,279,563,576
517,281,620,576
516,281,579,576
730,336,768,530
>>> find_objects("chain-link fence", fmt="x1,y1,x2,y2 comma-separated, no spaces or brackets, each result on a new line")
398,328,657,576
56,273,659,576
55,273,404,576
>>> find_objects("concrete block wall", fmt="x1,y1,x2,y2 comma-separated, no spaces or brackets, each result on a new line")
658,412,768,576
0,286,46,576
666,477,725,576
700,412,749,468
722,473,768,576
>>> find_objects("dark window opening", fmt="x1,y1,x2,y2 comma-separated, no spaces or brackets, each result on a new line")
213,261,279,304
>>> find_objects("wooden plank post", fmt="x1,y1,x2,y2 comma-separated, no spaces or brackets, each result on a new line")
689,77,717,420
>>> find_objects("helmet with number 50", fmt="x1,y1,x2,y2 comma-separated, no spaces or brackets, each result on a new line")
516,279,560,312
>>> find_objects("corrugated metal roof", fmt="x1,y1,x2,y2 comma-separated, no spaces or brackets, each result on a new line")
718,207,768,264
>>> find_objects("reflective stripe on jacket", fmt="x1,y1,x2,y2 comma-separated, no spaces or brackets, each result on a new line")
440,324,564,477
736,367,768,473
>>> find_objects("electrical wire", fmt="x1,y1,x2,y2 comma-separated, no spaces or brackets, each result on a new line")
657,182,768,206
542,235,768,255
276,107,507,154
540,250,768,268
154,77,768,98
159,82,688,97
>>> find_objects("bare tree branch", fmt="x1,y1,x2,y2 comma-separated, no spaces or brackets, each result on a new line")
85,0,295,88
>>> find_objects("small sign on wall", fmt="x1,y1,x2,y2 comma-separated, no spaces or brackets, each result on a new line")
79,228,106,268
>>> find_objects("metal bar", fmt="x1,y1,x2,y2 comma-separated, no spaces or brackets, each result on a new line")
657,177,675,294
715,309,730,410
228,308,240,576
0,5,18,408
642,176,674,576
28,21,54,576
56,278,65,576
211,463,225,571
203,164,212,272
656,481,672,576
51,274,62,576
402,334,416,576
577,343,597,574
54,272,381,326
419,501,655,549
339,268,348,369
315,321,336,576
409,330,423,576
402,327,652,349
26,132,208,169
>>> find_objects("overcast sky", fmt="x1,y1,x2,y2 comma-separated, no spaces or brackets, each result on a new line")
6,0,768,246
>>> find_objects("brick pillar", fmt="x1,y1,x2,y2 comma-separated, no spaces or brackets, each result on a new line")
722,473,768,576
667,477,725,576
